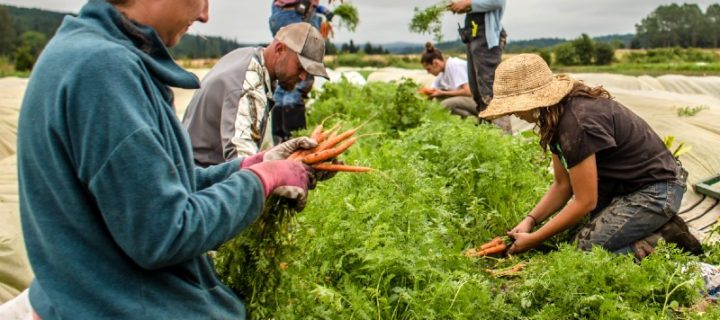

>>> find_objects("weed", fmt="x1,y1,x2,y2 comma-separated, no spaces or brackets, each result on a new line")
677,105,708,117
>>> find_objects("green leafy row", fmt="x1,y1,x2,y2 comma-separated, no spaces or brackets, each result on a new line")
217,79,718,319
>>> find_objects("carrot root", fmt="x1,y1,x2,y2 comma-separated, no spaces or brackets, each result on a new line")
312,163,373,172
303,138,357,164
479,237,504,250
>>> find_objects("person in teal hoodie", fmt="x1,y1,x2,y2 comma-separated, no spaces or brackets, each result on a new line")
17,0,321,318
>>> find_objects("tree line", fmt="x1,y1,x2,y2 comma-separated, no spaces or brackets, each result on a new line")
633,3,720,48
0,4,247,71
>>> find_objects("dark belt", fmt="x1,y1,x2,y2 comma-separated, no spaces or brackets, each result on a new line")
465,12,485,27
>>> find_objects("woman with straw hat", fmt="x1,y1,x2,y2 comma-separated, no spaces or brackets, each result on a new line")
483,54,701,259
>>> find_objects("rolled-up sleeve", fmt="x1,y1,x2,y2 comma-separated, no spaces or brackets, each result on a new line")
471,0,505,12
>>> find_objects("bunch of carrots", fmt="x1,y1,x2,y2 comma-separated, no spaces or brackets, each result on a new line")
464,237,508,258
319,21,334,39
417,87,437,96
288,123,372,173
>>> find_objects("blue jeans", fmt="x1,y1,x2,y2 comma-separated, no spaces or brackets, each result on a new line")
268,7,320,141
573,175,687,254
268,7,320,108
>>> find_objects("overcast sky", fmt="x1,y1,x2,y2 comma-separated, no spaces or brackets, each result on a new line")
1,0,718,44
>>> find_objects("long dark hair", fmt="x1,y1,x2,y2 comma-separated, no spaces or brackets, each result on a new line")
537,79,613,152
420,42,443,65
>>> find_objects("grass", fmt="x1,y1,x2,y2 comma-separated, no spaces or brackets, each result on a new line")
0,57,30,78
11,49,720,79
216,79,719,319
676,105,709,117
322,53,720,77
324,53,420,70
553,62,720,76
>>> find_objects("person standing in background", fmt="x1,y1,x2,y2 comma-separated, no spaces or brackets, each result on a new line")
449,0,512,133
269,0,335,143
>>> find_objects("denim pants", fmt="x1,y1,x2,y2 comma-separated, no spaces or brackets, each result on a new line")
464,14,506,112
268,8,319,108
268,7,319,141
573,171,687,254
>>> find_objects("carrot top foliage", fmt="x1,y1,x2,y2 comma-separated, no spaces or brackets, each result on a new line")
216,79,718,319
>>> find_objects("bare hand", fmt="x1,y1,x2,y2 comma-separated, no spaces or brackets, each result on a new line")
448,0,472,14
429,90,445,98
508,217,535,235
506,232,540,254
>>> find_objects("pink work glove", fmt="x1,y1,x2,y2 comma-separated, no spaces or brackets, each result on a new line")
246,160,312,211
240,137,318,168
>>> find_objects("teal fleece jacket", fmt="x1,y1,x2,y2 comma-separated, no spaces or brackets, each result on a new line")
17,1,264,318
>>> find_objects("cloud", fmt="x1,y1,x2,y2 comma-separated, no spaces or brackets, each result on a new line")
2,0,718,44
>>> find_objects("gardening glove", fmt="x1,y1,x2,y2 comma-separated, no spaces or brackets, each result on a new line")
325,11,334,22
246,160,312,211
240,137,317,168
263,137,317,161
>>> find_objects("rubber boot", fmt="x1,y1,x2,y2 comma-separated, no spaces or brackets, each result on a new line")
658,215,704,255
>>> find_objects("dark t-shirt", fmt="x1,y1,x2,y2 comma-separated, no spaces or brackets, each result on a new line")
550,96,678,197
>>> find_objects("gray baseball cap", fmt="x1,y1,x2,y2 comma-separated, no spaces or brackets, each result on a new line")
274,22,329,79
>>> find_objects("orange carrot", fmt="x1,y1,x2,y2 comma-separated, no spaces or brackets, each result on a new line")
417,87,436,96
325,123,341,135
310,124,324,142
288,152,304,160
312,124,341,151
320,21,333,39
312,163,373,172
302,138,357,164
480,237,504,250
288,125,326,160
319,128,357,151
481,243,507,256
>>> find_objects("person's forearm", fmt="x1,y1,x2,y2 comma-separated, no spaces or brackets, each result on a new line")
528,181,572,223
533,198,595,243
440,88,472,97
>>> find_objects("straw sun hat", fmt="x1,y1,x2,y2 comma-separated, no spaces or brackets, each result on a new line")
479,54,575,119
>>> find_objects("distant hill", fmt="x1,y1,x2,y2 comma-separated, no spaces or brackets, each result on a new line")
4,5,68,37
504,38,566,53
380,34,635,54
380,40,465,55
0,4,247,59
592,34,634,47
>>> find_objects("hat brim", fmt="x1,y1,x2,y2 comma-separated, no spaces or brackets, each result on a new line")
479,75,575,120
298,54,329,79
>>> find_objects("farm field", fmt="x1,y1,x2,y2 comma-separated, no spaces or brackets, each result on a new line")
2,67,720,318
212,78,720,318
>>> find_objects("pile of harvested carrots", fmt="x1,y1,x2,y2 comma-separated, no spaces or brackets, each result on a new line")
464,237,508,257
289,123,373,173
